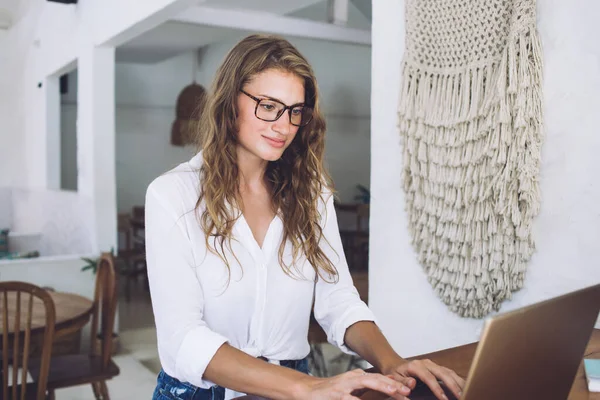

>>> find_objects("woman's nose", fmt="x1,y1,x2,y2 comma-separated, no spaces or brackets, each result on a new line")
272,113,292,135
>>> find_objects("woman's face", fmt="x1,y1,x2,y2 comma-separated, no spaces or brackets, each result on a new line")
236,68,305,163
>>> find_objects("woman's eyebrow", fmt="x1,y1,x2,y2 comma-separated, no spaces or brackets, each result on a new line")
258,93,305,106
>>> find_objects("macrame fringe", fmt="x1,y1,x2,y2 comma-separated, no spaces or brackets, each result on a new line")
400,27,543,318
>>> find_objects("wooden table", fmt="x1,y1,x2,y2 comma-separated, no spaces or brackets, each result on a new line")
361,329,600,400
1,291,94,355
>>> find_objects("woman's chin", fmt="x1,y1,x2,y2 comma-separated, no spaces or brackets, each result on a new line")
260,149,286,162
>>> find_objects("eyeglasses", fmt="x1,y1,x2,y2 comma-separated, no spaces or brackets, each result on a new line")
240,89,314,127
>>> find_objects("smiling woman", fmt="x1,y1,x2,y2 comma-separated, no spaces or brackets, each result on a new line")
144,34,464,400
235,70,306,162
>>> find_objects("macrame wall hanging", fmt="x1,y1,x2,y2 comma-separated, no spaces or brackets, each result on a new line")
398,0,543,318
171,50,206,147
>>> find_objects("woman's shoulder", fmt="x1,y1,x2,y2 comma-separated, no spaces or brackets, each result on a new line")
316,184,335,223
146,152,203,208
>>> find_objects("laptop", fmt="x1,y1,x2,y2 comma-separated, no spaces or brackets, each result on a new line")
407,283,600,400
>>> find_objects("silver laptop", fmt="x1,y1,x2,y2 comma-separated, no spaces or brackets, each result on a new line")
408,283,600,400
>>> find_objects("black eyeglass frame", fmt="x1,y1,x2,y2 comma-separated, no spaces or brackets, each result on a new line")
240,89,314,127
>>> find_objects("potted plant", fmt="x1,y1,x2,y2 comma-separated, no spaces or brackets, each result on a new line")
354,184,370,204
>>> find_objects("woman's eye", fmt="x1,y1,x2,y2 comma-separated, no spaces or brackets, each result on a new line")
291,108,303,116
260,102,277,111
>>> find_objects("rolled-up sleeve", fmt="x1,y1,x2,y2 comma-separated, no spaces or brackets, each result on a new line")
145,177,228,388
313,194,377,355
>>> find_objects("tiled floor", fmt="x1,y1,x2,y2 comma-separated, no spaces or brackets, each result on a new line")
55,355,157,399
55,279,367,399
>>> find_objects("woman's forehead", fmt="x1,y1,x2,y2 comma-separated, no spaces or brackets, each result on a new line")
245,69,305,104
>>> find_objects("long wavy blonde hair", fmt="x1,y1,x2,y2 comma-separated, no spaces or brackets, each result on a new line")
195,34,338,282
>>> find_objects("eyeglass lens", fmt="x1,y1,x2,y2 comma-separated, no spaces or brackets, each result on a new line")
256,99,313,127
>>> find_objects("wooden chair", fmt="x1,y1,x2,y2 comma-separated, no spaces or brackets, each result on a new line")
117,207,147,301
1,281,56,400
30,253,120,400
336,203,369,271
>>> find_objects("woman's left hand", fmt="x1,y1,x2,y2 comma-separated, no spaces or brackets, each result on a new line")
381,358,465,400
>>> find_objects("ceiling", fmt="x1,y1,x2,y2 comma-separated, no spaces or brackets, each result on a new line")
117,0,372,64
0,0,371,61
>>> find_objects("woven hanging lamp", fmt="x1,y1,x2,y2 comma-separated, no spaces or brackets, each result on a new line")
170,82,206,146
171,50,206,146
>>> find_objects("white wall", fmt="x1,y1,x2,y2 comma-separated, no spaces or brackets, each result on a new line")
0,187,12,229
0,254,96,297
370,0,600,358
61,36,371,213
0,1,106,253
0,30,11,187
1,0,204,257
0,8,35,188
0,187,94,256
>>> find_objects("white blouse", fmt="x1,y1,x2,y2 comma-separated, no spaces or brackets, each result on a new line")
145,152,375,399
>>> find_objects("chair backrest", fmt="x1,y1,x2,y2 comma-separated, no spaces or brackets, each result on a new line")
89,252,118,368
355,204,370,233
0,281,56,400
117,213,132,250
131,206,144,220
351,271,369,305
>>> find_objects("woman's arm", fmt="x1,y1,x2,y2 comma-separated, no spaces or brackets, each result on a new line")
145,178,228,387
342,315,466,400
205,343,412,400
343,321,406,373
204,344,308,398
309,194,465,400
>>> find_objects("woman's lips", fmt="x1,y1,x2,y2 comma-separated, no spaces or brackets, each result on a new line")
263,136,286,148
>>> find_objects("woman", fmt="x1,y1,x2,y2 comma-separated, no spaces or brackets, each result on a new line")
146,34,464,400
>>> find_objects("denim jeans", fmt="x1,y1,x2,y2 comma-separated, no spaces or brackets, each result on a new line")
152,358,309,400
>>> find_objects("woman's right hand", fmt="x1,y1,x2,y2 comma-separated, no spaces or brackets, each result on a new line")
296,369,413,400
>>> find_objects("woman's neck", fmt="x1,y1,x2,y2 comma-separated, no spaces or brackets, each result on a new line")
237,147,269,193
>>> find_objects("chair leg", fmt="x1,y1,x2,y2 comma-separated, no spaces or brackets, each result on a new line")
99,380,110,400
91,380,110,400
125,271,132,303
92,381,102,399
308,343,328,377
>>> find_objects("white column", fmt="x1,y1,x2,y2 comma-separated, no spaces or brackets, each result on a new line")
77,45,117,253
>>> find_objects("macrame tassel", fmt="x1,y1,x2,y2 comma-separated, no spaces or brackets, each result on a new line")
399,0,542,318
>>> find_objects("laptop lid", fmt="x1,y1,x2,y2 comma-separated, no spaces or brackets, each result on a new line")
410,283,600,400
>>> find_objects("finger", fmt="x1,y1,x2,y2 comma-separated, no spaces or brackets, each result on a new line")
407,362,447,400
437,368,466,399
348,370,411,400
387,373,417,389
421,361,466,399
450,370,466,389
